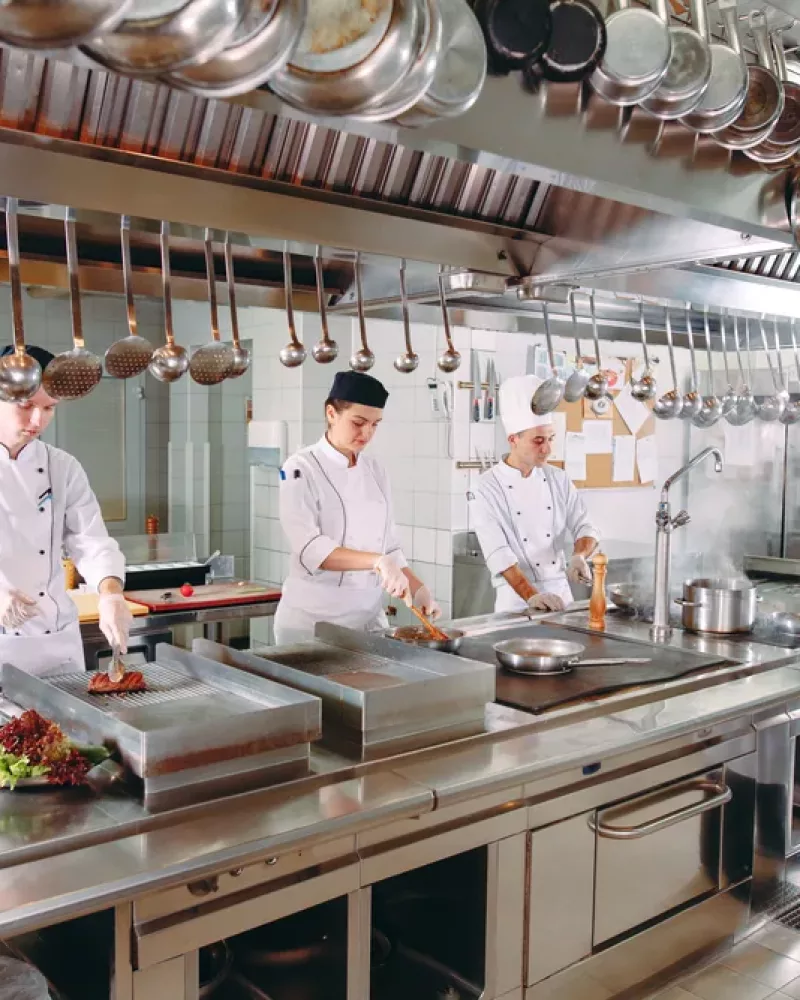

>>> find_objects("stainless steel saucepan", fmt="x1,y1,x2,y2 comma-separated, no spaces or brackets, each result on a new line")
493,638,651,675
675,577,759,634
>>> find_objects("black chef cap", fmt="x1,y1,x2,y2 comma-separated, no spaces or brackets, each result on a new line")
328,371,389,409
0,344,55,370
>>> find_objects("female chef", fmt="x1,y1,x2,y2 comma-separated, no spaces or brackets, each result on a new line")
0,345,132,675
274,370,440,644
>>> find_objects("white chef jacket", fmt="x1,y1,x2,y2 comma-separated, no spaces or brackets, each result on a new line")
274,436,408,644
469,459,599,613
0,439,125,676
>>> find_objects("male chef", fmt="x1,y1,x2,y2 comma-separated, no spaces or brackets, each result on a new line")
0,345,131,675
469,373,600,614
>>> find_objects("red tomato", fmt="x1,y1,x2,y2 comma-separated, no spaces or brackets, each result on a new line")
180,583,194,597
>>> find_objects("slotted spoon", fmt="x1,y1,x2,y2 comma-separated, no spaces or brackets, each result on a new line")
104,216,154,379
653,306,683,420
563,290,590,402
148,220,189,383
679,303,702,420
223,233,251,379
42,207,102,400
532,301,565,415
584,291,609,401
0,197,41,402
189,229,235,386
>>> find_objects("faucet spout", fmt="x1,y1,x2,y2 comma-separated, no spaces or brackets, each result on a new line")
660,447,723,502
651,447,724,642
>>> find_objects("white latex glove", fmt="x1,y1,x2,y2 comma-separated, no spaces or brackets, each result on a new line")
413,585,442,621
373,555,411,603
527,592,565,613
567,554,593,585
98,593,133,654
0,588,38,630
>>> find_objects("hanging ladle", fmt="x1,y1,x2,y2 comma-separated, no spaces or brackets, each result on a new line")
437,268,461,373
188,230,235,386
223,234,251,379
725,314,755,425
311,245,338,365
584,291,609,401
0,197,42,402
42,207,103,400
653,306,683,420
279,245,306,368
350,251,375,372
148,221,189,384
775,316,800,424
718,311,738,416
756,314,785,422
104,215,155,379
630,297,657,402
394,259,419,373
680,303,703,420
692,305,723,427
532,301,566,415
564,290,590,402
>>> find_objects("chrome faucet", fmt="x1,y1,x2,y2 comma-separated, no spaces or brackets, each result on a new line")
650,447,724,642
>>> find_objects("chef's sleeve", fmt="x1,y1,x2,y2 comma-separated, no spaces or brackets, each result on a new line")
376,464,408,569
469,486,518,577
62,456,126,589
279,458,338,573
564,480,600,544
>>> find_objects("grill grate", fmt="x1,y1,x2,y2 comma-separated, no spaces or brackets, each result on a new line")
45,661,215,710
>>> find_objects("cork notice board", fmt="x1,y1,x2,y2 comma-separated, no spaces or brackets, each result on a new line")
548,359,655,489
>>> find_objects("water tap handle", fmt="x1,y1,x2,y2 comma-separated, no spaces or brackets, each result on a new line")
672,510,690,528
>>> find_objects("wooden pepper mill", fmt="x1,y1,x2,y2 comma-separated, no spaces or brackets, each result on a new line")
588,551,608,632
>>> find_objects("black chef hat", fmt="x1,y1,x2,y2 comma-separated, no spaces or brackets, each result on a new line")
328,371,389,409
0,344,55,370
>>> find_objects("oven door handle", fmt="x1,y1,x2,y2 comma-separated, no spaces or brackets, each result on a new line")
588,779,732,841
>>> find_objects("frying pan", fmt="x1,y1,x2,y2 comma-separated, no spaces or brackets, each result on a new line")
746,31,800,165
479,0,552,70
493,637,651,675
523,0,606,85
384,626,465,652
589,0,672,106
680,0,747,134
640,0,712,119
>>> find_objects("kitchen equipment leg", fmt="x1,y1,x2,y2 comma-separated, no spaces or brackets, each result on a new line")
347,887,372,1000
113,904,134,1000
485,833,526,999
203,621,222,643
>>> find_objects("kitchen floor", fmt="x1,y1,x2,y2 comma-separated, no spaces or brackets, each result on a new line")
651,921,800,1000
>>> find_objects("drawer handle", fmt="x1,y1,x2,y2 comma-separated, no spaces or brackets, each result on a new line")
588,779,732,841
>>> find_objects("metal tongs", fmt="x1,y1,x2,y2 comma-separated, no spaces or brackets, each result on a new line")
109,642,125,683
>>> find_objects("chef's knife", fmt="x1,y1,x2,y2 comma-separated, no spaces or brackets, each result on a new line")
470,352,481,422
484,359,495,420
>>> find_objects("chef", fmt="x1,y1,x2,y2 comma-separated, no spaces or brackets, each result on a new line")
275,370,440,644
0,345,131,675
469,373,600,614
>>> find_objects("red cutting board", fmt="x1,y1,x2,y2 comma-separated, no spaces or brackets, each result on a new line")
123,581,282,612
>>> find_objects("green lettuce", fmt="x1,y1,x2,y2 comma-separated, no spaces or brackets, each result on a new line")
0,752,50,790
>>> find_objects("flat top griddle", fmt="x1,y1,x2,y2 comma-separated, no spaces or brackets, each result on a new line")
457,625,734,714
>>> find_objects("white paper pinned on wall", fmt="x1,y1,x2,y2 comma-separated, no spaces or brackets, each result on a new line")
582,420,613,454
612,435,636,482
565,431,587,481
614,383,650,435
550,411,567,462
636,435,658,484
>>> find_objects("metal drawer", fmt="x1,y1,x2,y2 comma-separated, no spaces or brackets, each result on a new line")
592,767,728,945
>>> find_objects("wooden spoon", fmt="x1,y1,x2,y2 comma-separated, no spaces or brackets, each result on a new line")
410,604,449,642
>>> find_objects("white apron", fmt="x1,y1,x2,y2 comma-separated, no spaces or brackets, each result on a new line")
0,440,122,677
274,437,404,645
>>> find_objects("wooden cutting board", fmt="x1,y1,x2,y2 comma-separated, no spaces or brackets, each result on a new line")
123,581,282,612
69,591,150,624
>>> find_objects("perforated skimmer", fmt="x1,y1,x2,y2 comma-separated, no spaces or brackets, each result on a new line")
104,215,155,379
189,229,235,386
42,207,103,400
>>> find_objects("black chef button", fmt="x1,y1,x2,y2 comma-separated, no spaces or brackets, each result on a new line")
552,561,556,565
536,562,540,567
547,506,551,511
39,550,45,555
37,468,43,473
547,534,551,538
517,511,521,515
524,538,528,541
14,631,19,636
38,507,44,513
45,630,50,634
38,591,44,597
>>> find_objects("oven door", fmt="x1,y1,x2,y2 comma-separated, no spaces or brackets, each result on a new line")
591,765,745,946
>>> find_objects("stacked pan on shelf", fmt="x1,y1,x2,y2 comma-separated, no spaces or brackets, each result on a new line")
478,0,800,172
0,0,487,124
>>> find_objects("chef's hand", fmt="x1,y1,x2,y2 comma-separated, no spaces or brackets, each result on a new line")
567,554,593,585
98,593,133,654
373,555,411,603
0,588,38,629
413,585,442,621
527,592,565,613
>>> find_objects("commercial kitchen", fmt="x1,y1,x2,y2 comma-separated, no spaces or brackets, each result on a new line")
7,2,800,999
